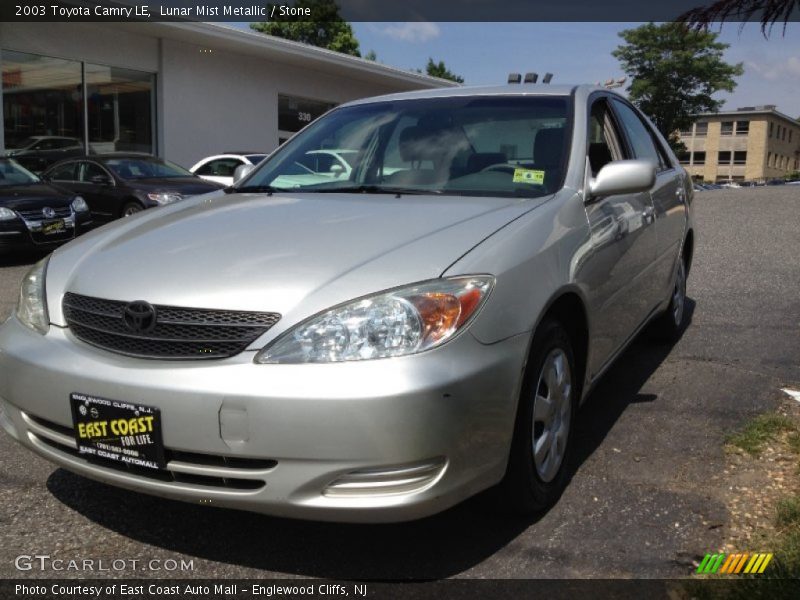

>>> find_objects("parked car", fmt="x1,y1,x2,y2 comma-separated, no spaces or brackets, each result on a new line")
0,84,694,522
42,154,224,223
4,136,87,174
0,158,92,254
190,152,268,186
767,178,786,186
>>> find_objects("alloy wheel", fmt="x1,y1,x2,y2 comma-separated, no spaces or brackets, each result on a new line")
532,348,572,482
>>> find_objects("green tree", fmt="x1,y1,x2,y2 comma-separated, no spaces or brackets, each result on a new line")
251,0,361,57
364,50,377,61
679,1,799,37
612,23,743,150
425,58,464,83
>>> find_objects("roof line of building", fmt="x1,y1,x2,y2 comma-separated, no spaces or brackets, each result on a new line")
158,21,459,90
695,108,799,128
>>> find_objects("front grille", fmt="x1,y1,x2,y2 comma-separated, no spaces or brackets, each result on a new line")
63,292,280,360
17,206,72,220
24,413,274,492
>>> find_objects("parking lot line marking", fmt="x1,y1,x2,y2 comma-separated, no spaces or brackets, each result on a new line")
781,388,800,402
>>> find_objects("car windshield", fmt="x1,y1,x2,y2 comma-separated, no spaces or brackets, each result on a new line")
0,159,40,186
245,154,267,164
104,158,193,180
242,96,570,198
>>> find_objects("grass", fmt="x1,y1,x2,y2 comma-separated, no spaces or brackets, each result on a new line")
726,413,794,456
776,496,800,529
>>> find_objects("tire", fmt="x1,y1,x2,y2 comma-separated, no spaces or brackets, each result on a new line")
121,201,144,218
650,254,687,342
499,318,577,514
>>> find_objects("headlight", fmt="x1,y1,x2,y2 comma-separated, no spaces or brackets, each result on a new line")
0,207,16,221
71,196,88,212
256,276,494,364
16,257,49,335
147,192,181,205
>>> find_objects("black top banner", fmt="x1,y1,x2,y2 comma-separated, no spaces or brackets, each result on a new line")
3,0,800,23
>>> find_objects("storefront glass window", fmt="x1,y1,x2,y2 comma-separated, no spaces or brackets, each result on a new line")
85,63,153,154
2,50,83,168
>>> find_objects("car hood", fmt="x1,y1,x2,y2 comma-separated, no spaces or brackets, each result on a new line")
46,191,550,337
0,183,71,209
123,177,224,195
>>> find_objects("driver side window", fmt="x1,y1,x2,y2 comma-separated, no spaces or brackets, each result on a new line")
588,99,625,177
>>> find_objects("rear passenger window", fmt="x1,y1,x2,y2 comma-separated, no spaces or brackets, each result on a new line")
611,99,670,171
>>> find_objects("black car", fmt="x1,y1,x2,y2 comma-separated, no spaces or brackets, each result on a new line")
42,154,224,223
0,159,93,254
5,136,88,174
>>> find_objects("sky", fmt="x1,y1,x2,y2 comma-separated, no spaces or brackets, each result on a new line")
345,22,800,118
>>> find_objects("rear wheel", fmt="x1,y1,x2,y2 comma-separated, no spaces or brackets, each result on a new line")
121,201,144,218
499,318,577,514
650,255,687,342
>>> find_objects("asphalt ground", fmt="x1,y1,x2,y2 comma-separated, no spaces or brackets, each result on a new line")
0,186,798,579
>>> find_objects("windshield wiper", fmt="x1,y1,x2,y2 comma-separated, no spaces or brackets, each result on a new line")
310,185,440,196
225,185,280,194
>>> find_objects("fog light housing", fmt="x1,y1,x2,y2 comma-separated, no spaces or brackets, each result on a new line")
323,458,447,497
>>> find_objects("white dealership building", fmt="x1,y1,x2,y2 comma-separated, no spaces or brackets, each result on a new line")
0,21,453,168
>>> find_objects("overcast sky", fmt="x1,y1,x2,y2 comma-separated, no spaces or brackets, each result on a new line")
346,22,800,118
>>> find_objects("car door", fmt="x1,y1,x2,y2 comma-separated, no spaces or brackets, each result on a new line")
44,160,81,195
581,97,658,377
75,161,119,223
609,98,687,309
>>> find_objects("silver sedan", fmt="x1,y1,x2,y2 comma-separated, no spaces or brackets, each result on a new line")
0,84,693,522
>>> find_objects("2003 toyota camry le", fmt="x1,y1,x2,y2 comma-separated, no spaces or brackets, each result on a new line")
0,84,694,522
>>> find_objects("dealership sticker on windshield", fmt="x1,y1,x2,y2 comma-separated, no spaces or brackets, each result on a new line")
69,392,166,470
512,168,545,185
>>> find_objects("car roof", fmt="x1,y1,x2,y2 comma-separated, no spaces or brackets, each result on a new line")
339,83,606,108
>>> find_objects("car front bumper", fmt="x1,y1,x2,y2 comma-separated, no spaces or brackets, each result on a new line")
0,316,527,522
0,215,93,250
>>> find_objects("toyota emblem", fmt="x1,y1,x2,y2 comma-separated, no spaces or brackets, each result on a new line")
122,301,157,333
42,206,56,219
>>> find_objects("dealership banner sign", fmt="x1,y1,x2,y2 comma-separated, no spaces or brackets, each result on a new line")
3,0,800,22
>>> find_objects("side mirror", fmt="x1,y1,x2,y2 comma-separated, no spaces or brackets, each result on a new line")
90,174,112,186
233,163,255,184
329,163,344,177
589,159,656,199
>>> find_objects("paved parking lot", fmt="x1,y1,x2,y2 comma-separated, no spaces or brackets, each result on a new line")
1,187,798,579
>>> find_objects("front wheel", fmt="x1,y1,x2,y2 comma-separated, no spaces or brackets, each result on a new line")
121,201,144,218
499,318,577,514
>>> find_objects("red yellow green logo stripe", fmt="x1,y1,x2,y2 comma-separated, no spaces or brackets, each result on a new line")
697,552,773,574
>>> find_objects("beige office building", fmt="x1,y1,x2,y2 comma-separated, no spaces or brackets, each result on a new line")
677,106,800,183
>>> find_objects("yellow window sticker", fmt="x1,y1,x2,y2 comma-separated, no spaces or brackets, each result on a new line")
512,168,545,185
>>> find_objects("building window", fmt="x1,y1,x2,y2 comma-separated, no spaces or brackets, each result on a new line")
2,50,155,169
85,63,154,154
278,94,336,135
679,124,693,137
733,151,747,165
2,50,83,167
782,127,787,141
735,120,749,135
695,122,708,136
718,151,732,164
790,130,793,143
692,151,706,165
677,149,690,164
769,123,774,138
720,121,734,136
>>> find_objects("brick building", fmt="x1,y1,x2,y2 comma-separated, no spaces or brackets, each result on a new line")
677,106,800,183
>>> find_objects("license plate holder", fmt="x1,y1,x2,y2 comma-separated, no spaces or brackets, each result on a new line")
69,393,166,470
41,219,65,235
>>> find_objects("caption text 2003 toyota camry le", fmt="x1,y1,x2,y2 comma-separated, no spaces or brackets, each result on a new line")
0,84,693,522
